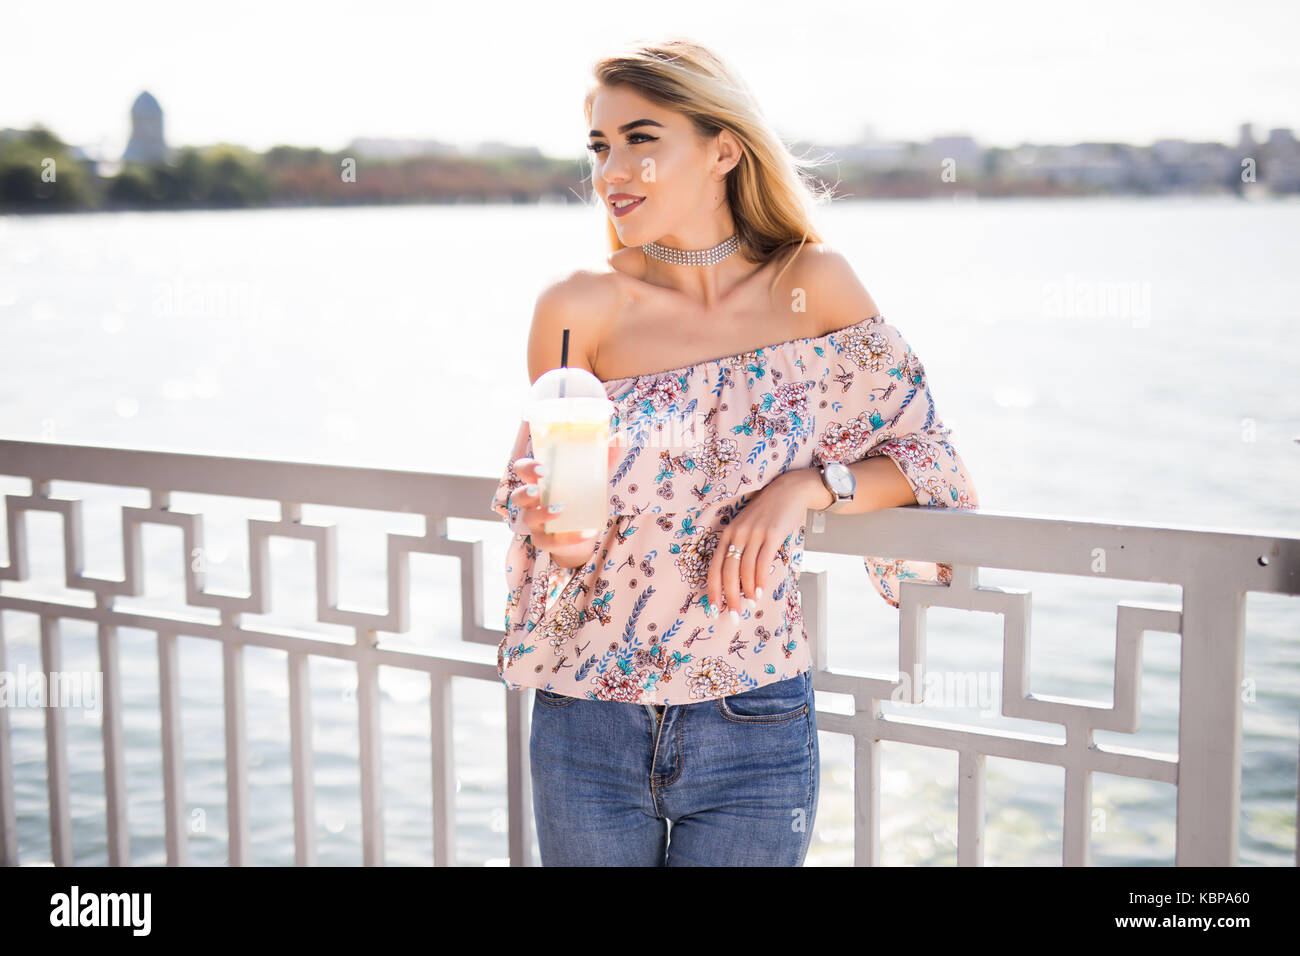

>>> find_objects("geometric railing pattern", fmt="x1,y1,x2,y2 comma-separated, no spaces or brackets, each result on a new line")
802,508,1299,866
1,439,1297,866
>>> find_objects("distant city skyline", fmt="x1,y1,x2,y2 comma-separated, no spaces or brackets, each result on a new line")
4,0,1297,161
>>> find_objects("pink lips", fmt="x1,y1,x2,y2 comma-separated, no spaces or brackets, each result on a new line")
610,196,645,217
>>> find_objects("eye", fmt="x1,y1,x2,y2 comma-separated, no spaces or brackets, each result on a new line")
586,132,657,154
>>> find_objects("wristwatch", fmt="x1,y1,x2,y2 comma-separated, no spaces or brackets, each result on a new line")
816,460,856,513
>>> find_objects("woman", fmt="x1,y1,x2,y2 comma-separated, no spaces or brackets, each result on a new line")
490,37,980,866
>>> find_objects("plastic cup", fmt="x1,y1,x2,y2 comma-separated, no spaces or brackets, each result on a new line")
524,367,615,535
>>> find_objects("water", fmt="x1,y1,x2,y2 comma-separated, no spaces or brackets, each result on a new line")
0,197,1297,865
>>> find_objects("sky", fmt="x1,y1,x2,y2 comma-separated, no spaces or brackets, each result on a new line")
3,0,1297,160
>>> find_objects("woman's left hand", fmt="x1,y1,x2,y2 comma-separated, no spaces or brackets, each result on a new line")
706,471,818,621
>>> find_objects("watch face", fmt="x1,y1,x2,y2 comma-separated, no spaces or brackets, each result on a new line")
824,460,854,495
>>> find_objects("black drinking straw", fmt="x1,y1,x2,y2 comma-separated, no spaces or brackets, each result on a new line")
559,328,570,398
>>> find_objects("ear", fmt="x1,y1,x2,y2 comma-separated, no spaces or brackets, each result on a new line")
712,127,743,179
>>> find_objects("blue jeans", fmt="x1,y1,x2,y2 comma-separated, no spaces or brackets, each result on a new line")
529,670,819,866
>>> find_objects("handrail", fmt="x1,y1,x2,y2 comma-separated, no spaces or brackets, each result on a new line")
0,438,1296,866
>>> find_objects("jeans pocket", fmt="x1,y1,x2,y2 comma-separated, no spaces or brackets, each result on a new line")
716,671,809,723
535,687,577,707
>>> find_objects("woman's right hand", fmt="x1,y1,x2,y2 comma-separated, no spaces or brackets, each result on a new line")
507,440,622,551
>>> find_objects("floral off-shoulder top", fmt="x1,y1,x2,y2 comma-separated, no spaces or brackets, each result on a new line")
488,313,979,706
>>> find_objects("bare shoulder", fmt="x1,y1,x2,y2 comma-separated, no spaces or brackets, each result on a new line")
783,243,880,336
527,267,621,385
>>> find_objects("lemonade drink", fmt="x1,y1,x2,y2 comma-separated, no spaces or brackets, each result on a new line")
531,418,611,534
524,366,615,535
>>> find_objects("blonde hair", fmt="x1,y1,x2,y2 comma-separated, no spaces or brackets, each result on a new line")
583,37,835,291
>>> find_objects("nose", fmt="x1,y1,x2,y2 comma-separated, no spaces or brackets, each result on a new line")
599,150,633,187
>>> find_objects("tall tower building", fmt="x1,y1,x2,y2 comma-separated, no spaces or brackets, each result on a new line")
1237,122,1256,153
122,91,168,164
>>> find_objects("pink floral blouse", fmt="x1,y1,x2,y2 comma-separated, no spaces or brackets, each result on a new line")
489,313,979,705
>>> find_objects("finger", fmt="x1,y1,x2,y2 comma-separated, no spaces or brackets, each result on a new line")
738,535,761,606
510,456,547,484
706,530,728,618
551,528,598,546
511,486,561,536
509,480,544,513
529,520,595,550
750,535,778,602
722,535,747,622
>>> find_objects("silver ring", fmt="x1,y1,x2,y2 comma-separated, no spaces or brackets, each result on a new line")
725,544,744,560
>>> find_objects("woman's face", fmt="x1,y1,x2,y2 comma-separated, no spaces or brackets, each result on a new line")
587,84,729,247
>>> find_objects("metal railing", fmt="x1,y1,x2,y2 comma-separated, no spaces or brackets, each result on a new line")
0,438,1296,866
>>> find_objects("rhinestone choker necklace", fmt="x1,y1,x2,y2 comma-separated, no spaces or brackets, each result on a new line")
641,234,739,267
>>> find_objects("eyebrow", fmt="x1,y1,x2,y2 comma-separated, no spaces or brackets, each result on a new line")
588,118,665,139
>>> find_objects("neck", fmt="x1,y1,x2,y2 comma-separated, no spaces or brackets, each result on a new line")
640,230,745,309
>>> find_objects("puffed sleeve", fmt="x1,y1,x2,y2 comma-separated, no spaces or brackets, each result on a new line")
489,419,533,536
810,317,979,608
489,418,588,646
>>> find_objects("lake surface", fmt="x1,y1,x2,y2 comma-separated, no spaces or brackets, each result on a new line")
0,197,1297,865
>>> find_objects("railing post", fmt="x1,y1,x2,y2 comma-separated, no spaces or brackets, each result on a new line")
157,631,187,865
957,750,986,866
288,650,316,866
356,636,385,866
41,615,72,866
505,689,533,865
430,673,456,867
854,732,881,867
98,618,129,866
222,635,250,866
1174,583,1246,865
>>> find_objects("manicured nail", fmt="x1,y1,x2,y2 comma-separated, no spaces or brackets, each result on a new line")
533,464,546,476
729,610,740,624
755,587,764,600
547,503,564,513
525,483,539,497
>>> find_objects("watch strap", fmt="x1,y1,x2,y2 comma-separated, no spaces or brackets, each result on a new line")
827,492,854,513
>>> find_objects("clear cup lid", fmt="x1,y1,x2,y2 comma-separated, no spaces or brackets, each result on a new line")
527,366,607,401
525,366,614,424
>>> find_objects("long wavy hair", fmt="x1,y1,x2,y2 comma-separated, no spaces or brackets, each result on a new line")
583,37,835,291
